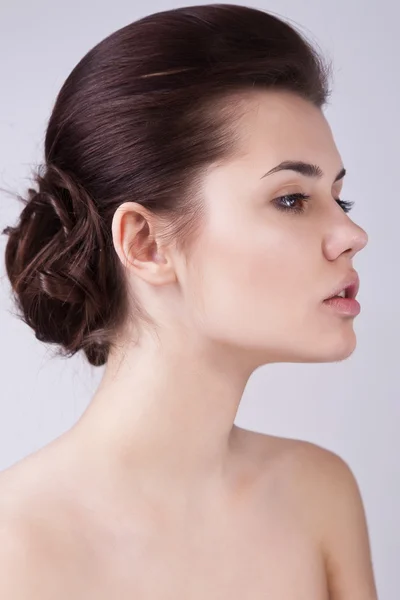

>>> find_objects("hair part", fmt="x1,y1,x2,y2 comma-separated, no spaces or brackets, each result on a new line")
2,3,333,366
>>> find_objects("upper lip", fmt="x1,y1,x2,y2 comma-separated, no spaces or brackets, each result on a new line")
324,271,360,300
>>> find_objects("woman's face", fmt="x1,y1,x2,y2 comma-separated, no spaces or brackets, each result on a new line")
186,90,368,364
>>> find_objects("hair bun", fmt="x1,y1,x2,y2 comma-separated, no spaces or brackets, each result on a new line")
2,163,113,366
3,4,331,367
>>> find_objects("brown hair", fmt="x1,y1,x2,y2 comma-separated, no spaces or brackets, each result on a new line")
2,3,332,367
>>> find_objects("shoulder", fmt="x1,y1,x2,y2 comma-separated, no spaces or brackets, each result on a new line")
0,488,50,598
0,508,68,598
0,430,83,519
0,441,83,542
271,437,369,532
291,441,377,597
272,435,360,490
236,426,360,490
234,424,351,477
0,455,81,598
0,453,62,547
238,428,378,598
241,428,368,528
235,428,368,546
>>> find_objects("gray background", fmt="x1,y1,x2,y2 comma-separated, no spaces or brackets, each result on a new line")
0,1,398,597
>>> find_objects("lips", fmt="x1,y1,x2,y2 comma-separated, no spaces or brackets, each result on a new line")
324,272,360,301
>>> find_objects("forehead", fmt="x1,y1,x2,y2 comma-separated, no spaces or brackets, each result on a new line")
233,90,341,167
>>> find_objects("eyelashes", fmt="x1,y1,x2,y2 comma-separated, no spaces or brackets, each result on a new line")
273,192,355,215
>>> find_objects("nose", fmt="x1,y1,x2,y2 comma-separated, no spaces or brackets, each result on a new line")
322,216,368,262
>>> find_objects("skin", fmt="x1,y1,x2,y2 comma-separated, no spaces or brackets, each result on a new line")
0,90,377,599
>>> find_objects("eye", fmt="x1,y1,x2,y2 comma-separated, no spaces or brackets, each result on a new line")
273,193,310,214
272,193,355,214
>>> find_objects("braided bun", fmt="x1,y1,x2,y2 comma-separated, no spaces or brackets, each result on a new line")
2,164,124,366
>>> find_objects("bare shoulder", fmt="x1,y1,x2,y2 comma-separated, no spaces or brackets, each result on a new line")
236,426,368,523
0,435,82,515
235,426,378,599
0,433,88,535
0,439,66,516
255,432,368,520
235,425,360,487
0,445,65,543
0,463,51,598
0,503,49,597
0,510,74,600
0,447,86,598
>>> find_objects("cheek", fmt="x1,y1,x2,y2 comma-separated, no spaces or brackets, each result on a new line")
192,224,310,338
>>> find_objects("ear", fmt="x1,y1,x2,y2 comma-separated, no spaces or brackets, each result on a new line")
111,202,177,285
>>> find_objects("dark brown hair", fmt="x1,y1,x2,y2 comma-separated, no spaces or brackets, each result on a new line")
2,3,332,367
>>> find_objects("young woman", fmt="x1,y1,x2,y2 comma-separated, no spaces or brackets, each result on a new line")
0,4,377,598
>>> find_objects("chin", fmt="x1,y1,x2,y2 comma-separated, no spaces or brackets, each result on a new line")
288,324,358,364
314,329,358,363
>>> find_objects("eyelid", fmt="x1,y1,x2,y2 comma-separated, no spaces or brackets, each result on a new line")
271,183,306,196
274,176,344,191
269,177,344,204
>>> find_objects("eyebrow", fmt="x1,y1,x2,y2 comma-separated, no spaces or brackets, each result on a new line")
261,161,346,183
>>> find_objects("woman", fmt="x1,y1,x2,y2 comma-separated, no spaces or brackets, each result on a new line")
0,3,377,598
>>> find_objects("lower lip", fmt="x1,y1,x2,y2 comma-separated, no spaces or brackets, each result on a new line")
323,296,361,316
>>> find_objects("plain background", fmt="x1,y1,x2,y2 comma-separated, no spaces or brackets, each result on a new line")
0,0,398,597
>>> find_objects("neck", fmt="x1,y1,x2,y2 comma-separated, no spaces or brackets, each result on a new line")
73,327,257,493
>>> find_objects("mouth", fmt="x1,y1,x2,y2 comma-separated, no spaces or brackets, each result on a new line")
322,272,361,316
324,273,360,301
